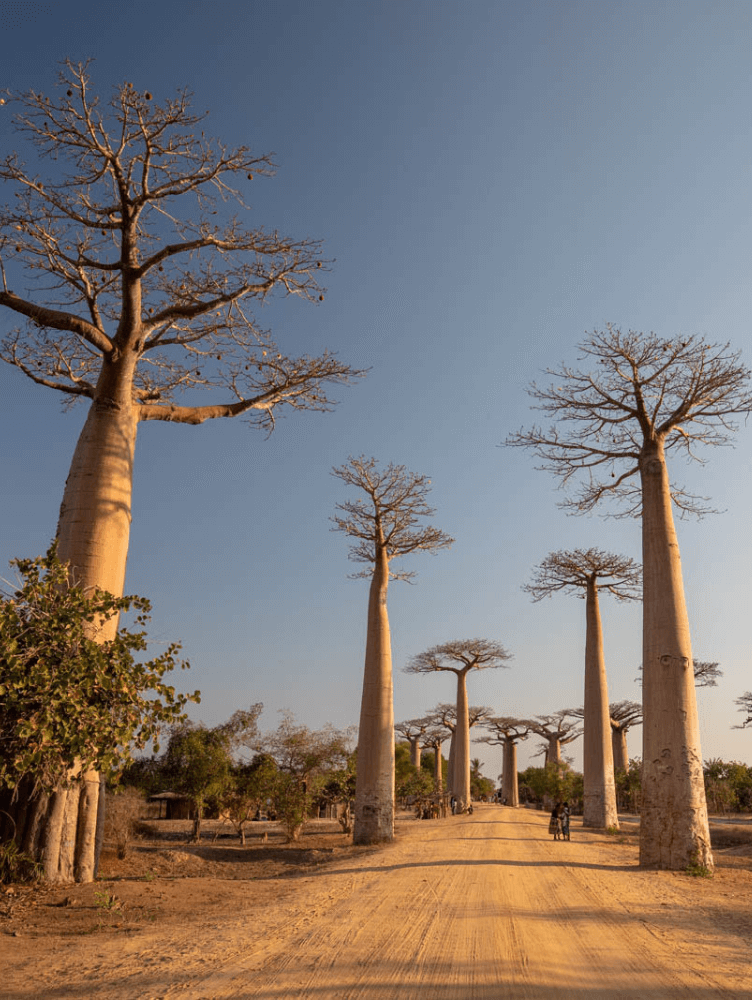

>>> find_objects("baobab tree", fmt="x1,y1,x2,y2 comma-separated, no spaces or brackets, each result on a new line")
0,62,364,882
332,457,453,844
527,712,582,766
405,641,512,813
394,717,431,769
525,548,641,829
733,693,752,729
608,701,643,774
509,327,752,869
422,727,450,794
424,702,495,797
476,717,530,806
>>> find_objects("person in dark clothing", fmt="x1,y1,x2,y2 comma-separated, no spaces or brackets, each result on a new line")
548,801,563,840
561,801,571,841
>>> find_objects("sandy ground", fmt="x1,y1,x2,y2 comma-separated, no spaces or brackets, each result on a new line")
2,805,752,999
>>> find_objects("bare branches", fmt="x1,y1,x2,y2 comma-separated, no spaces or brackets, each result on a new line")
525,712,582,744
0,60,365,419
692,660,723,688
635,659,722,689
506,326,752,515
405,639,512,677
476,717,531,744
331,456,453,578
524,547,642,602
609,701,643,732
733,693,752,730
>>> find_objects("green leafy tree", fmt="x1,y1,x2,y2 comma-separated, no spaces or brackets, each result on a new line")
257,713,354,842
518,762,583,810
161,723,233,842
615,757,643,813
223,754,278,844
703,759,752,814
0,546,197,880
470,758,495,800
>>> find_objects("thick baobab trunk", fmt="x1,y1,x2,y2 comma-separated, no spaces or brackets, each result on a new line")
447,732,456,796
546,738,561,766
353,545,394,844
21,373,140,883
639,440,713,870
611,723,629,774
582,581,619,829
502,739,519,807
408,737,421,770
454,672,471,812
57,384,138,613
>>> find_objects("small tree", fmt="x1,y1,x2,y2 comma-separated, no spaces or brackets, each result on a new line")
257,712,353,842
0,60,364,879
405,640,512,813
222,755,278,845
332,456,453,845
0,547,197,881
526,548,641,830
162,723,232,842
470,758,495,800
508,328,752,869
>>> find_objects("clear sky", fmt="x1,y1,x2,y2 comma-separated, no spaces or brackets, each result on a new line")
2,0,752,783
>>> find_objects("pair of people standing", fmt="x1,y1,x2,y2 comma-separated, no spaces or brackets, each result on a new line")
548,801,570,841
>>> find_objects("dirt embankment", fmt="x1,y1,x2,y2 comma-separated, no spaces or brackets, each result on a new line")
2,806,752,999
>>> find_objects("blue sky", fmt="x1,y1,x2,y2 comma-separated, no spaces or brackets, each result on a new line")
2,0,752,781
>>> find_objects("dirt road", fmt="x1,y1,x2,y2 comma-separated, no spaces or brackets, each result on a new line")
4,805,751,999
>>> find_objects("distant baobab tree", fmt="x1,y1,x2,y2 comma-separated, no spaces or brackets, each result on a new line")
394,718,431,769
527,712,583,766
332,456,453,845
526,548,641,829
609,701,643,774
733,693,752,729
508,327,752,869
406,641,511,813
424,703,495,797
477,717,530,807
0,61,365,883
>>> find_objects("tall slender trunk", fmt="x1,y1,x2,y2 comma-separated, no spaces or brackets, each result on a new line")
639,438,713,869
22,364,140,882
409,737,420,770
433,745,443,794
353,544,394,844
447,732,456,796
612,724,629,774
454,671,471,812
582,581,619,829
502,739,519,807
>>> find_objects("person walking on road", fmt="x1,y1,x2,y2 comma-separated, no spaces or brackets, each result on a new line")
561,801,571,841
549,802,563,840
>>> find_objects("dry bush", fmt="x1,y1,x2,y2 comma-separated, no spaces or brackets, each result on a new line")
105,788,146,859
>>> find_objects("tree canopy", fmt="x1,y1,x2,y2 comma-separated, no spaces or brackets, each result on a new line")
0,546,198,796
0,59,365,430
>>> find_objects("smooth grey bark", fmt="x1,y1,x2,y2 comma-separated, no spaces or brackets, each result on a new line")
353,545,395,844
640,440,712,869
502,740,520,807
582,581,619,829
454,672,471,812
612,725,629,774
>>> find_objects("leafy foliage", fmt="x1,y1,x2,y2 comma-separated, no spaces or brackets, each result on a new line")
518,762,583,809
0,546,198,795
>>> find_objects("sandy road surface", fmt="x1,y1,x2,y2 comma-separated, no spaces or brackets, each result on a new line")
4,805,751,999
